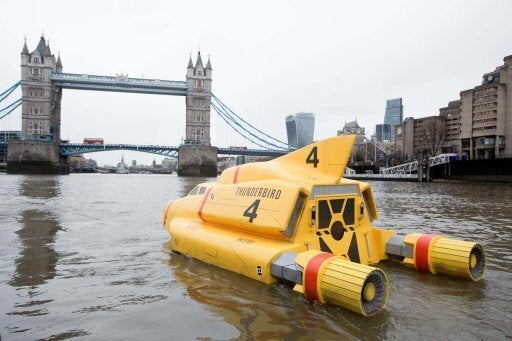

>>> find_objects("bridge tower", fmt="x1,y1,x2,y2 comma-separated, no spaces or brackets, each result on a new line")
7,36,67,174
178,52,218,176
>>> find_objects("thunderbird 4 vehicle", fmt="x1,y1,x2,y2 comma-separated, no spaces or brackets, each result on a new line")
162,135,485,316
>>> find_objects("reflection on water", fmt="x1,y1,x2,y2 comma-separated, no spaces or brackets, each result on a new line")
6,177,62,326
163,242,389,340
10,178,62,288
19,178,61,199
9,210,61,288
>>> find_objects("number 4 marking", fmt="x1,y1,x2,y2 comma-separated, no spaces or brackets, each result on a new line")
243,199,260,223
306,146,319,168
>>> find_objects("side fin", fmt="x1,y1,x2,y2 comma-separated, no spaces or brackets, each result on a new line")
272,135,355,183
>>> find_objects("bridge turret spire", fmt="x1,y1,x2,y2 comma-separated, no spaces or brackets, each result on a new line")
43,40,52,57
206,54,212,70
187,53,193,69
56,52,63,72
21,38,29,55
35,36,46,56
195,51,204,69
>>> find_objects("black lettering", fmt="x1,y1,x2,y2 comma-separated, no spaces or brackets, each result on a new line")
306,146,319,168
257,188,263,197
243,199,260,223
262,188,268,198
269,189,276,199
275,190,281,199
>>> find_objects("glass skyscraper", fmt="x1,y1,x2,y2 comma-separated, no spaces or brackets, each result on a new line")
286,112,315,148
375,124,391,142
383,98,403,141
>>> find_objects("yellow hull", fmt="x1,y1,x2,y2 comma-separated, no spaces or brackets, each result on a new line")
162,136,486,316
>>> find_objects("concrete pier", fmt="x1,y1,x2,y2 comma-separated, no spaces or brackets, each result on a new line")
178,145,217,176
7,140,68,174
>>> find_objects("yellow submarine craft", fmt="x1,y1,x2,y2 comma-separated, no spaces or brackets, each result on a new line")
162,135,486,316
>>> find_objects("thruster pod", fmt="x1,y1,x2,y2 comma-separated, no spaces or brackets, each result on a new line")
162,135,486,316
271,250,388,316
385,234,486,281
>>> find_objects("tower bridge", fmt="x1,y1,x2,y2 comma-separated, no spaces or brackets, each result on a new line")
2,36,291,175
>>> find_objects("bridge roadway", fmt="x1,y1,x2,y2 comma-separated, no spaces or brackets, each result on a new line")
50,73,188,96
59,143,288,158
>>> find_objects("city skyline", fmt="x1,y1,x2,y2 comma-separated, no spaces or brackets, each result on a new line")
1,0,512,165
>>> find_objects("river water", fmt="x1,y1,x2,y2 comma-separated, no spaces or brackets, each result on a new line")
0,174,511,340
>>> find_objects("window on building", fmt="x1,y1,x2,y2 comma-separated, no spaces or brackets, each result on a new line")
29,107,43,115
193,80,204,90
30,68,40,77
29,88,43,97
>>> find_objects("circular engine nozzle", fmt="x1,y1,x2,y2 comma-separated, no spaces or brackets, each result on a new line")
303,252,388,316
468,243,486,281
415,234,486,281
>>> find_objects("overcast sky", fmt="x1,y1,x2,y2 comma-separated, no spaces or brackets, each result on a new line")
1,0,511,166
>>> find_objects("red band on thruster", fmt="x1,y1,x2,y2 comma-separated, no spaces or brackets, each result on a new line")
415,234,436,272
198,188,212,221
304,253,335,302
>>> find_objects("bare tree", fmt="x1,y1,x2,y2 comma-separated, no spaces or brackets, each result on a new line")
421,119,445,157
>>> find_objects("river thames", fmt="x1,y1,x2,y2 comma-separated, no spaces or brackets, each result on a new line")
0,174,511,340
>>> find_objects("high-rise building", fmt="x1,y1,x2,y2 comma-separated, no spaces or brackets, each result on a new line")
384,98,403,141
438,55,512,159
394,54,512,160
374,98,403,142
396,116,445,159
439,100,461,154
285,112,315,148
375,124,391,142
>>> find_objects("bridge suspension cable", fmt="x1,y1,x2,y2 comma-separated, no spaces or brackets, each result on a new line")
212,94,291,148
211,94,293,151
0,81,21,103
0,98,22,120
211,102,281,150
363,136,394,160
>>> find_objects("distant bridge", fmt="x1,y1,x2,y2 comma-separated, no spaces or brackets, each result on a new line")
59,143,288,158
379,153,456,174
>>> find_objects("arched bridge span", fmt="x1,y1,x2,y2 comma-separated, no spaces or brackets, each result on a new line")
60,143,288,158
